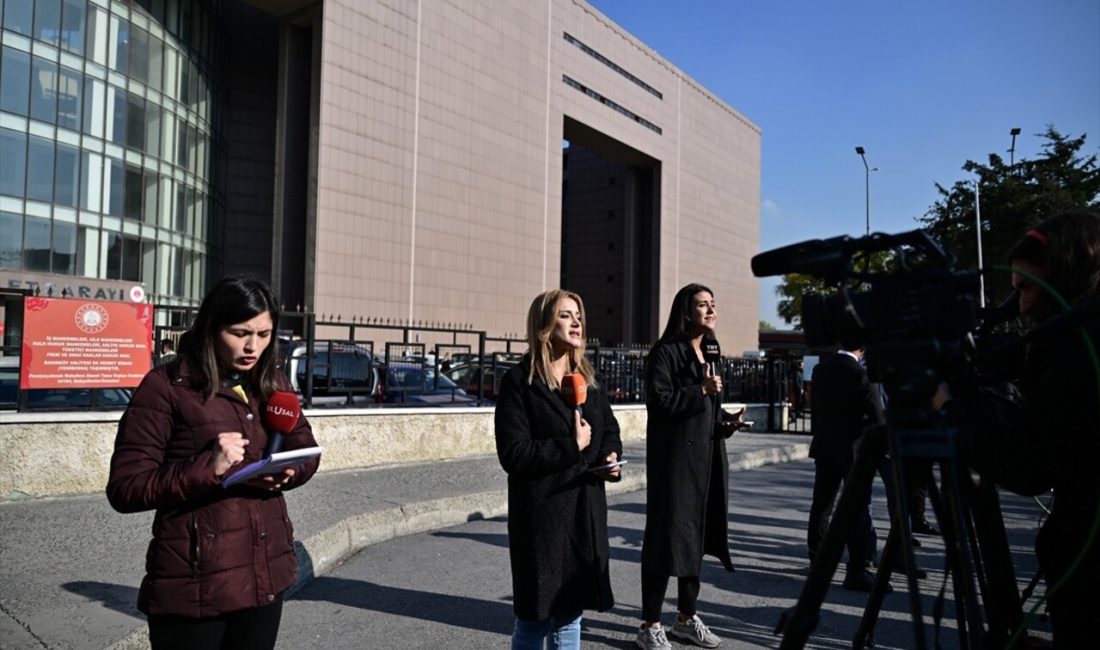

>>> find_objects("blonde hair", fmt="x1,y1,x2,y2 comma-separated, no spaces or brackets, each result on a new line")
525,289,597,390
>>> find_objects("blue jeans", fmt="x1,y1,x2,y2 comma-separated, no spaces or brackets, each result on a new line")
511,611,582,650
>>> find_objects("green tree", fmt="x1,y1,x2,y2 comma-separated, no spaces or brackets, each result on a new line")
759,319,777,331
919,127,1100,302
773,127,1099,326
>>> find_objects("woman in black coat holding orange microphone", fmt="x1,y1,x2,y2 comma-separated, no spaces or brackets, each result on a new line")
495,288,623,650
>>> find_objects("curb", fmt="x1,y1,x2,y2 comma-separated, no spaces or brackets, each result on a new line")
102,442,807,650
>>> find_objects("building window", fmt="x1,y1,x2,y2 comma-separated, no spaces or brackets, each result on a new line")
2,0,223,305
59,0,87,54
0,47,31,116
0,129,27,197
27,136,55,203
563,33,663,100
2,0,34,35
57,65,82,130
52,220,77,275
24,216,52,272
0,212,24,269
33,0,63,46
124,163,143,220
55,143,80,208
126,92,145,151
562,75,662,135
30,56,59,124
122,236,141,281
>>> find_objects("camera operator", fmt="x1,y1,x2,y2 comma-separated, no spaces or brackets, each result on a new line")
934,210,1100,647
807,342,886,591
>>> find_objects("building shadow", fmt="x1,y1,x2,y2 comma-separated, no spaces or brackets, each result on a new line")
61,581,142,619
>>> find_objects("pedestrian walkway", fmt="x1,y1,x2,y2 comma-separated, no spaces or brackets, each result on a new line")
0,433,810,650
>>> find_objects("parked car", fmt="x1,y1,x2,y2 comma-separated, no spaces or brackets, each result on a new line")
280,341,379,396
444,357,518,404
0,356,133,410
381,360,478,407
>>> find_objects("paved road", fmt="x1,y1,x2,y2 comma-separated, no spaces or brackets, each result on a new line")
279,459,1053,649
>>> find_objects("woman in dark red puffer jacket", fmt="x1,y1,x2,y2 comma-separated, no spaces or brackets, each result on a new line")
107,276,320,650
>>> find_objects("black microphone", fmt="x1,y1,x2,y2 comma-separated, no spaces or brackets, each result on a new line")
701,334,722,377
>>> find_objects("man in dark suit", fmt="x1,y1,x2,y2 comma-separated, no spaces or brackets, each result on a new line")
807,344,885,591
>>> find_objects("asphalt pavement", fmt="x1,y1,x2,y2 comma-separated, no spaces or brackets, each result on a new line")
0,433,812,650
280,459,1053,649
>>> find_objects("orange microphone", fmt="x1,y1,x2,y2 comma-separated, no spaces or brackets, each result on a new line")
561,373,587,412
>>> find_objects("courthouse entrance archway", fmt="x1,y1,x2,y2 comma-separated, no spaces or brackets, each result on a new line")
561,117,660,345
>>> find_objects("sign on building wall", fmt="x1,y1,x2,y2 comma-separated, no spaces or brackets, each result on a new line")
19,297,154,389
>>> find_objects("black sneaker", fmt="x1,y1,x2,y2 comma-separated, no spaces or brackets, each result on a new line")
912,519,941,536
842,572,893,593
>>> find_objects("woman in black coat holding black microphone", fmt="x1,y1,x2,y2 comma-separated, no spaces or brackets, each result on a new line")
495,288,624,649
637,283,737,650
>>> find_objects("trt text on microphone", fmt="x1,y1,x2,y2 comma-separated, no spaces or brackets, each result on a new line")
701,334,722,374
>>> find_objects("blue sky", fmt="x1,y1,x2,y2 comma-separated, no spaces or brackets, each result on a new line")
587,0,1100,328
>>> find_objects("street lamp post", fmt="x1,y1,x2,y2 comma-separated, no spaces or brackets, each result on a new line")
1009,127,1021,165
855,146,876,236
974,179,986,307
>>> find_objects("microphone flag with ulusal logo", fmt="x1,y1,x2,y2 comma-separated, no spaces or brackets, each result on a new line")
262,391,301,456
561,373,587,412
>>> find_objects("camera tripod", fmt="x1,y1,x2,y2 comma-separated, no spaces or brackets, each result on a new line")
776,417,1026,649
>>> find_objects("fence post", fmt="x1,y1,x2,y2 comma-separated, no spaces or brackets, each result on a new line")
303,313,315,409
477,332,486,406
766,359,776,431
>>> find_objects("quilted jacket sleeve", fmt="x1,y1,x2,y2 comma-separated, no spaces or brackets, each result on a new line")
105,370,222,513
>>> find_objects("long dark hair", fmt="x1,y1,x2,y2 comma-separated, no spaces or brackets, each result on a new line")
653,283,715,350
1008,209,1100,320
185,275,282,400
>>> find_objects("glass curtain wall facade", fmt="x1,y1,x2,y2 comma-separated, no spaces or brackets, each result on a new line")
0,0,224,305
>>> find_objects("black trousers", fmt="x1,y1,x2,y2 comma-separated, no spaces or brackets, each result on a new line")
147,596,283,650
641,565,701,623
807,460,876,575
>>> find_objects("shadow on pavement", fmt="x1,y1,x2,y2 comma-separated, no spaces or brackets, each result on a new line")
292,576,514,634
61,581,142,618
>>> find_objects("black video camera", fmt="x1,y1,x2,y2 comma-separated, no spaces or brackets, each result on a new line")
752,230,999,408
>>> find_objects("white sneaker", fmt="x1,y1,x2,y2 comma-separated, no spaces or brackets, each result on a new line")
636,623,672,650
670,614,722,648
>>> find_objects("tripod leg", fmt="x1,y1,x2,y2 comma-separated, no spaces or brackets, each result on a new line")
778,426,887,650
853,523,901,649
968,477,1024,646
886,433,928,650
932,457,985,650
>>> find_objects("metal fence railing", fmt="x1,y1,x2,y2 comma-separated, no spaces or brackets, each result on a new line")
2,293,808,428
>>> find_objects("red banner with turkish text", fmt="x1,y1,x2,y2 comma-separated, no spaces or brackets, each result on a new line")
20,297,154,389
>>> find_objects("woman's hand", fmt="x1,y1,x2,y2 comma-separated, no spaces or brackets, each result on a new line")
702,364,723,396
214,433,248,477
717,406,748,438
574,410,592,451
244,468,296,491
595,451,622,480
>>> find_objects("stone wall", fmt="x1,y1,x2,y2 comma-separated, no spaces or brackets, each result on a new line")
0,402,778,500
